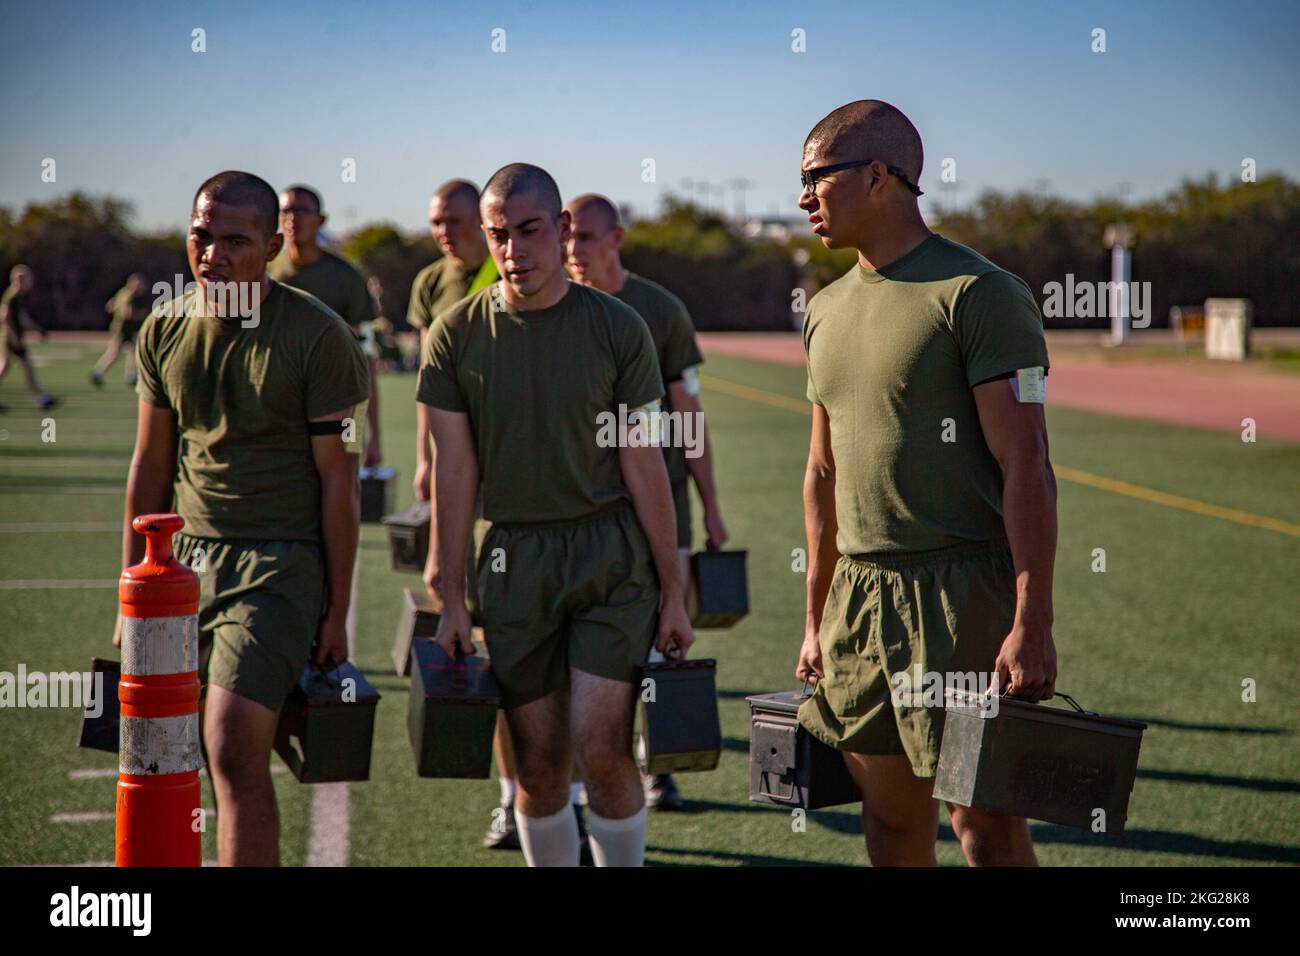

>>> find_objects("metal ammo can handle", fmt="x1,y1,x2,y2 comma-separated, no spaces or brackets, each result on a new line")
999,686,1099,717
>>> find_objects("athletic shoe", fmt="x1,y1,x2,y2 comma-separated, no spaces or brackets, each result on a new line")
644,773,685,811
483,801,521,850
38,396,59,411
89,371,104,388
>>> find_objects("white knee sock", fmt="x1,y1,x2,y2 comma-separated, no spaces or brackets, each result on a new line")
499,777,517,805
515,805,580,867
587,806,648,867
570,782,585,805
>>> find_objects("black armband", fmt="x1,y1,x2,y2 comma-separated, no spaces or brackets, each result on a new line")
307,420,347,436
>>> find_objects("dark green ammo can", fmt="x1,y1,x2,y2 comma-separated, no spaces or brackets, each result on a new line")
637,658,722,774
392,586,441,676
746,690,860,809
382,500,430,572
407,637,500,779
932,688,1147,833
77,657,121,753
359,466,396,523
274,662,381,783
688,550,749,628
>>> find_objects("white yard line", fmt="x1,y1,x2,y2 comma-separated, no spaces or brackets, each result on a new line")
68,765,288,780
20,859,220,867
0,579,117,589
53,809,215,823
0,456,129,466
0,522,119,533
306,782,351,867
1,485,122,495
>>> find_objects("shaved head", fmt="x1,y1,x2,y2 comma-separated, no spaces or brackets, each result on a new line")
483,163,562,219
434,179,480,208
282,183,322,214
194,170,280,239
805,100,924,185
565,193,620,232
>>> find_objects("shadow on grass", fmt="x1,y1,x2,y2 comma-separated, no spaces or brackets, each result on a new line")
1117,714,1289,736
1025,824,1300,863
647,845,843,867
1137,767,1300,794
812,816,1299,863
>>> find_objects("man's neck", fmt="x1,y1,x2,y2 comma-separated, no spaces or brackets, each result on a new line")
586,261,629,296
502,274,569,312
288,241,324,266
855,212,933,273
452,242,489,275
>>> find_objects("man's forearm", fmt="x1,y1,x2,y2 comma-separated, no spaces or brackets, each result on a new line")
433,451,478,605
318,467,361,622
1000,453,1058,627
624,456,684,599
679,394,720,513
416,402,432,467
803,467,839,633
366,357,381,436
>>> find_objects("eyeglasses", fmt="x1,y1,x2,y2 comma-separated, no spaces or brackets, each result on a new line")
800,159,924,197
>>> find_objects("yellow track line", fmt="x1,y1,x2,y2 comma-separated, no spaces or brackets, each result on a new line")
700,373,1300,540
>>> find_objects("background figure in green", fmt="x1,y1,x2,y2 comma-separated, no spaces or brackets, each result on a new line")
91,272,150,387
0,264,57,411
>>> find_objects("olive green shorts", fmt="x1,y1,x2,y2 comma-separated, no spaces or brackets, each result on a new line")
671,477,691,549
477,500,660,709
174,533,326,712
798,538,1016,778
463,516,491,621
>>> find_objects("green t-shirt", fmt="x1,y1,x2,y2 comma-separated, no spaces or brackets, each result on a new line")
1,287,30,340
417,281,665,524
135,280,371,543
407,256,496,332
614,272,704,484
803,234,1050,556
268,249,373,330
109,286,152,335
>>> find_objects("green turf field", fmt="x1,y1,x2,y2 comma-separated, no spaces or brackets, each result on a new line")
2,341,1297,866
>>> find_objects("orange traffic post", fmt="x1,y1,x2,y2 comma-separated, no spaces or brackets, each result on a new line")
115,513,202,866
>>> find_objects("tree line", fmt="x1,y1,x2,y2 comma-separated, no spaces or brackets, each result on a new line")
1,173,1294,332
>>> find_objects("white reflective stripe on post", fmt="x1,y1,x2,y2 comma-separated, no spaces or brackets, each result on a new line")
120,614,199,676
120,714,203,775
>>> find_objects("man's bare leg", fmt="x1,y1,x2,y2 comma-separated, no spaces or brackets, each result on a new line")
572,668,645,865
494,711,517,783
842,753,940,866
20,355,46,398
947,803,1037,866
92,339,122,378
203,685,281,866
505,686,578,866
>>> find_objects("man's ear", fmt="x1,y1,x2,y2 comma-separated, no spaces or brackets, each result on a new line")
557,209,573,244
612,226,625,250
319,212,328,229
266,232,285,263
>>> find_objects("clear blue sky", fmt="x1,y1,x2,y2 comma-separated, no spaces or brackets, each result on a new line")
1,0,1296,233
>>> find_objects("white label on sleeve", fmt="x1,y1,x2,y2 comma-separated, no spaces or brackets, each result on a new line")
1012,367,1046,404
680,365,701,396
